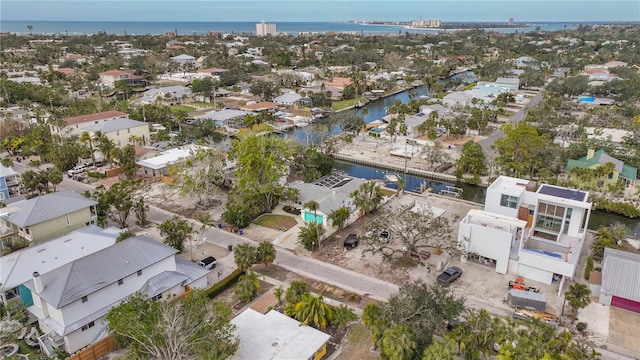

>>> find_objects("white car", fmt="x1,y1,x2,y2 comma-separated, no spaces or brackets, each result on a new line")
196,256,217,270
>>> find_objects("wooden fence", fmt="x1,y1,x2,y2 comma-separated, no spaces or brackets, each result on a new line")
66,335,117,360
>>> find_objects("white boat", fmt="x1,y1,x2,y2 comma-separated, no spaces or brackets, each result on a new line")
384,174,400,183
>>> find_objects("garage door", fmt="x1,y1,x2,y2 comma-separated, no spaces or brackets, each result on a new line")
611,296,640,313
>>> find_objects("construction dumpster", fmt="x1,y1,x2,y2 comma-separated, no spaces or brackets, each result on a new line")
508,288,546,311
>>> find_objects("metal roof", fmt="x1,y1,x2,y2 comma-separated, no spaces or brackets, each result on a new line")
80,118,148,134
23,235,178,308
601,248,640,303
7,190,97,227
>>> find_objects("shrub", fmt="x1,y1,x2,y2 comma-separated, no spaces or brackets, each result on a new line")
87,172,107,179
576,322,588,333
584,256,594,280
205,268,245,299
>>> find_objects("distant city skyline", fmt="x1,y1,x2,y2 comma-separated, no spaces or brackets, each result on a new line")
2,0,639,23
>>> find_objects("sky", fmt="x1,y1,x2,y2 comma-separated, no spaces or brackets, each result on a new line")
1,0,639,22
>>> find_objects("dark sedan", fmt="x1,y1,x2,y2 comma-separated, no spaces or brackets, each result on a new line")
437,266,462,284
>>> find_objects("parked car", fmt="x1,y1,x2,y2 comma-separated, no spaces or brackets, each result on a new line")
437,266,462,284
344,233,359,249
379,229,391,243
196,256,217,270
67,163,91,176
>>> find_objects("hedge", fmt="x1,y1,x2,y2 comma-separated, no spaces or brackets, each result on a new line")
583,256,594,280
205,268,245,299
88,172,107,179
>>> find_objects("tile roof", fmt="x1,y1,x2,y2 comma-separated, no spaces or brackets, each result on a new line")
323,77,352,88
63,110,129,125
198,67,228,74
565,149,637,180
99,69,133,76
7,190,97,227
240,102,277,111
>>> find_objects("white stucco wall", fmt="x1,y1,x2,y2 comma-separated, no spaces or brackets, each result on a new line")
517,263,554,284
459,222,512,274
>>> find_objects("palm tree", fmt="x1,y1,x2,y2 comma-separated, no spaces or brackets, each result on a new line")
256,241,276,268
328,207,350,229
27,24,33,35
233,243,257,271
396,176,407,196
564,283,591,322
422,336,458,360
80,131,96,168
303,200,322,251
380,324,417,360
234,270,261,303
288,294,335,330
282,187,300,209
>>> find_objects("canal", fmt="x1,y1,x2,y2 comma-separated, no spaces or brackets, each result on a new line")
282,74,640,238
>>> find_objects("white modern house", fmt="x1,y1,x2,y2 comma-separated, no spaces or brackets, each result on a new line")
22,235,209,355
136,144,205,177
458,176,592,292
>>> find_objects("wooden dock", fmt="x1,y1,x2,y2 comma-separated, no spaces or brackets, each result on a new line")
333,153,458,183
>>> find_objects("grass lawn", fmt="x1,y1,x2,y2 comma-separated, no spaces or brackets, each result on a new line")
332,97,366,111
190,101,212,107
170,105,196,114
253,214,298,230
381,188,397,197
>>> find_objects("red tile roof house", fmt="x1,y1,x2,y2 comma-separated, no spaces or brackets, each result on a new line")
323,77,352,90
240,102,278,113
98,70,146,87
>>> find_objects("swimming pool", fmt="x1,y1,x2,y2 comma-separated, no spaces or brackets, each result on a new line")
578,96,596,103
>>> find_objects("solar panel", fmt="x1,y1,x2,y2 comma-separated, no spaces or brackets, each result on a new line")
538,185,586,202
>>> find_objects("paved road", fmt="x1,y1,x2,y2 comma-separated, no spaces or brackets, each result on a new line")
11,161,398,301
479,88,545,155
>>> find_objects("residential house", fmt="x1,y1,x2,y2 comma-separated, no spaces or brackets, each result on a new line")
0,191,98,248
171,54,197,66
458,176,592,290
0,163,20,202
59,111,149,148
98,70,145,87
273,92,311,108
22,235,209,355
196,109,247,130
138,85,193,105
0,225,120,304
197,67,228,80
510,56,537,68
442,91,474,107
136,144,205,177
231,308,330,360
240,102,278,114
323,77,352,90
598,248,640,357
566,149,638,191
290,173,366,226
59,54,87,64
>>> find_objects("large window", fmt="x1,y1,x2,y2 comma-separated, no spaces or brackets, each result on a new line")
500,194,518,209
535,215,563,234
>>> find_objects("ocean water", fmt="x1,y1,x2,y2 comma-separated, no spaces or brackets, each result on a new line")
0,20,590,36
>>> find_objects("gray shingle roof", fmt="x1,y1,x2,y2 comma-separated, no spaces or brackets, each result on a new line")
291,176,365,215
7,190,97,227
24,235,178,308
602,248,640,302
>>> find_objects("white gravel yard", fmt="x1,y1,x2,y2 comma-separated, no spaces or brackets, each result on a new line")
578,301,610,347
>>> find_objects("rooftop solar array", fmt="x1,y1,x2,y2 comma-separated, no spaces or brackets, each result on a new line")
538,184,587,202
313,172,352,188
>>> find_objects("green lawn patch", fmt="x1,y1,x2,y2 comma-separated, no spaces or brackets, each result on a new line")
170,105,196,114
191,101,213,107
253,214,298,230
332,97,366,111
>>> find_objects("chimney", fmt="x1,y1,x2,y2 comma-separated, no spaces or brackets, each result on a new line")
586,149,595,160
32,272,43,294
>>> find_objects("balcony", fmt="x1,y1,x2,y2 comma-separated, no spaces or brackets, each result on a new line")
519,233,583,277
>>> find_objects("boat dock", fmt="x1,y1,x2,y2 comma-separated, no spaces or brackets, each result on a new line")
333,153,458,183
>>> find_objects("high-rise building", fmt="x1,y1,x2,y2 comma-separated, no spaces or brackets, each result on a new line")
509,18,514,26
256,21,276,36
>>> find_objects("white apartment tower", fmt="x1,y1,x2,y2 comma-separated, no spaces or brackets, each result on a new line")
256,21,276,36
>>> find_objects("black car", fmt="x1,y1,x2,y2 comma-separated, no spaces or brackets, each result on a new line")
437,266,462,284
196,256,217,270
344,233,359,249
